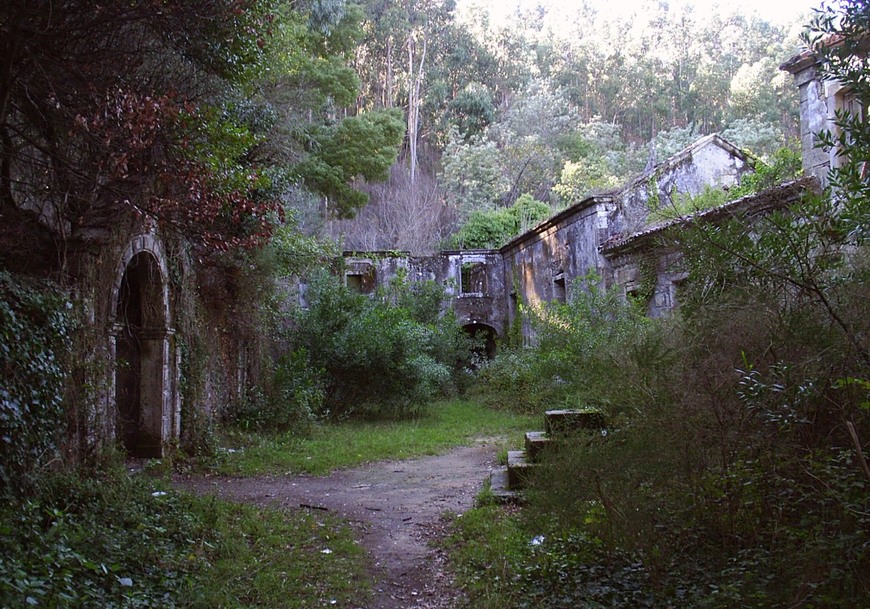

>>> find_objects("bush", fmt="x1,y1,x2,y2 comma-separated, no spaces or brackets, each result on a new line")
474,274,669,416
224,349,323,433
0,272,74,494
245,271,474,422
448,194,551,250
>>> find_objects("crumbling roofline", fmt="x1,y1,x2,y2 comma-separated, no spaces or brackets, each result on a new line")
600,176,821,256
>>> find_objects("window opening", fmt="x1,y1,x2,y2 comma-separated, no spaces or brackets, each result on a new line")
346,274,364,293
552,274,566,303
460,261,487,295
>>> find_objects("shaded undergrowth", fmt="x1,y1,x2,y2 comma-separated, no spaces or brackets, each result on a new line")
0,465,367,608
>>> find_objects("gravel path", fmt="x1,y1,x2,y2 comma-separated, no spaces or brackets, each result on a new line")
175,441,500,609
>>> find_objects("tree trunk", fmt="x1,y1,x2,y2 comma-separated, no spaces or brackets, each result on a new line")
386,36,393,108
407,31,427,185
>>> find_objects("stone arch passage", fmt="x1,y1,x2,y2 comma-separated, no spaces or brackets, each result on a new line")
114,250,169,457
463,322,498,362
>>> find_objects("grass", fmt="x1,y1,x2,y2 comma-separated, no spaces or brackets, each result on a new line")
0,470,369,609
211,398,538,476
1,399,537,608
186,494,367,608
439,497,529,609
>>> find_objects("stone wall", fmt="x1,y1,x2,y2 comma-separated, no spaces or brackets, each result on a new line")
341,249,507,337
781,50,847,186
340,135,755,342
609,135,749,239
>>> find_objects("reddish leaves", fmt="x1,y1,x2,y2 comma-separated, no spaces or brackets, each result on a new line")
73,88,281,252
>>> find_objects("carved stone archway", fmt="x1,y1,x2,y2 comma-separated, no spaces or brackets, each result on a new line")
108,234,178,457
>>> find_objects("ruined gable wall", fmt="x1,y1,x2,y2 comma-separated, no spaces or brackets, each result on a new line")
781,54,836,184
609,135,750,240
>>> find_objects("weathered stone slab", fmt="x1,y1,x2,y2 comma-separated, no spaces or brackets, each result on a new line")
507,450,537,489
544,408,607,435
524,431,551,462
489,467,519,503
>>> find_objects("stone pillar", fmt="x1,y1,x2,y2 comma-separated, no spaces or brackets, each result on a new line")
782,54,831,185
138,327,176,458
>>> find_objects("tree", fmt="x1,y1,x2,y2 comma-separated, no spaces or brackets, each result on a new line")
440,130,509,213
353,0,455,179
448,193,550,249
808,0,870,245
296,109,405,218
328,163,455,254
0,0,292,265
445,82,496,138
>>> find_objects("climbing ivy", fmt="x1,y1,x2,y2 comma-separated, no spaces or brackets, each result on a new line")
0,272,75,494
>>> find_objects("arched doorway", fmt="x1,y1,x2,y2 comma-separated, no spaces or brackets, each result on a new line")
113,250,169,457
463,322,498,362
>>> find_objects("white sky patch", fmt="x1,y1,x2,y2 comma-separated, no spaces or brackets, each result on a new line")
457,0,832,29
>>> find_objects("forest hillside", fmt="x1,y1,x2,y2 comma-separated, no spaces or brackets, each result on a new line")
324,0,813,253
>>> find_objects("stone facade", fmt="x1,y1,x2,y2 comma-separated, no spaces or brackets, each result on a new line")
340,135,761,342
341,249,508,338
780,48,858,186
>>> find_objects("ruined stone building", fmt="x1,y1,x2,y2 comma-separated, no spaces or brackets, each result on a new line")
2,41,844,460
340,48,842,351
93,43,846,456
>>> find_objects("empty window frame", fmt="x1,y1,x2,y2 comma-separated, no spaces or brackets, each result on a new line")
460,261,487,295
552,273,566,303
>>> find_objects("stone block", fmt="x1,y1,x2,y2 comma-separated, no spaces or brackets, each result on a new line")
524,431,551,462
545,408,607,435
507,450,536,489
489,467,518,503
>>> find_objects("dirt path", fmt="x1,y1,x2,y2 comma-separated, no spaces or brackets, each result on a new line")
175,440,500,609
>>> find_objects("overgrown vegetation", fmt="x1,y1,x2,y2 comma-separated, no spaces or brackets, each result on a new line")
0,466,367,608
457,252,868,605
225,270,476,428
0,273,74,494
452,4,870,606
2,2,867,608
473,274,665,416
447,194,552,250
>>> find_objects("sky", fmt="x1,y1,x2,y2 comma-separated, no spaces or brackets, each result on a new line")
459,0,830,28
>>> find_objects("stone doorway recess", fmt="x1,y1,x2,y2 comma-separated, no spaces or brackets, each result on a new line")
109,235,177,457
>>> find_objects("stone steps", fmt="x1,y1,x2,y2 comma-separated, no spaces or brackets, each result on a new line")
488,466,516,503
507,450,535,489
487,408,608,500
524,430,551,461
544,408,607,436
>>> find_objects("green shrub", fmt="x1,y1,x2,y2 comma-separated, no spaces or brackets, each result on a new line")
0,272,74,494
273,271,473,421
474,274,669,416
448,194,551,249
729,146,802,198
224,349,323,433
